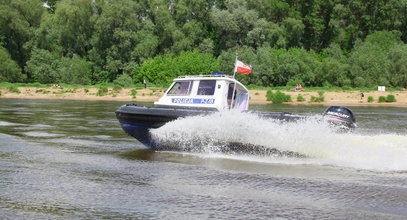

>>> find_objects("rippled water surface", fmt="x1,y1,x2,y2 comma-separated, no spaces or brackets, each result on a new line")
1,99,407,219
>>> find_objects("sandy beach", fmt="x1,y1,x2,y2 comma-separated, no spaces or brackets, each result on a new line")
1,86,407,107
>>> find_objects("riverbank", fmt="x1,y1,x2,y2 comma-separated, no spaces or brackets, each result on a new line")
1,86,407,107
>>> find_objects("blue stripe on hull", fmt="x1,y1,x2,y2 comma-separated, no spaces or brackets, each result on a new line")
120,123,155,148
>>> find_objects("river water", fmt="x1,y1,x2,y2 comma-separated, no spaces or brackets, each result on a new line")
0,99,406,219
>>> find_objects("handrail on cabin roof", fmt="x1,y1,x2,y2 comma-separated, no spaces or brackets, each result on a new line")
177,75,234,79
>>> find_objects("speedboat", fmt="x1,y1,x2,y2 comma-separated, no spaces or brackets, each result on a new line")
116,73,356,148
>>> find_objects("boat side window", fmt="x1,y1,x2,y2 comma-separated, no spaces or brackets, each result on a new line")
167,81,192,95
227,83,235,105
197,80,216,95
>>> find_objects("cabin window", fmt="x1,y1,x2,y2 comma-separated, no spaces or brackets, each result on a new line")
197,80,216,95
167,81,192,95
227,83,235,105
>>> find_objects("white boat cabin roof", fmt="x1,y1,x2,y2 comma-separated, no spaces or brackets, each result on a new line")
154,74,250,111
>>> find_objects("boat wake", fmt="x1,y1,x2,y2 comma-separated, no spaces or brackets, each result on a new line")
150,111,407,172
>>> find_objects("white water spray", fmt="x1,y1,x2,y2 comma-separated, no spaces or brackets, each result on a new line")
150,111,407,172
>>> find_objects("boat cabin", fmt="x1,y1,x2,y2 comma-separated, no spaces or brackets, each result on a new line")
154,74,250,111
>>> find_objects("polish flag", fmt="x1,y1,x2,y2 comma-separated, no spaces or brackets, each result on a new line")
234,60,252,75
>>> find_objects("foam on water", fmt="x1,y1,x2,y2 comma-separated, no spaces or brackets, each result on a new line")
21,131,64,137
0,121,23,126
151,111,407,172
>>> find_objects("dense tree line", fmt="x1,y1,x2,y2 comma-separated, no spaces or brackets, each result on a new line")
1,0,407,88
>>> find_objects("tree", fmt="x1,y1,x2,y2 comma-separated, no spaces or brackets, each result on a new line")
50,0,95,57
0,45,25,82
58,55,92,84
348,31,401,87
25,48,60,84
247,0,296,22
210,0,260,53
388,44,407,87
89,0,147,81
0,0,45,70
134,50,220,84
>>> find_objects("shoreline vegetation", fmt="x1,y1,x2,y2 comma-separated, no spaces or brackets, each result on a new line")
2,1,407,95
1,85,406,108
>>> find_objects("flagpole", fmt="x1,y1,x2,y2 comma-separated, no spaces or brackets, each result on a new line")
233,53,238,79
231,53,238,109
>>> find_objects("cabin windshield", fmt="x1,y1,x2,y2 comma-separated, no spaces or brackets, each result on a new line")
197,80,216,95
167,81,192,95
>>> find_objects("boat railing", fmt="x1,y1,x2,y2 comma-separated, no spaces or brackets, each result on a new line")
177,75,234,79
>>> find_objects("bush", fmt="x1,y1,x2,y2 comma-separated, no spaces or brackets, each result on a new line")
131,89,137,98
35,89,50,94
58,55,92,84
378,96,386,103
310,91,325,103
266,90,291,104
7,85,21,94
367,96,374,102
296,94,306,102
113,74,133,87
96,85,108,96
386,94,397,102
113,84,122,92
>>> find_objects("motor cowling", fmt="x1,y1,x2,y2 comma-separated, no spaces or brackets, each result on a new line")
323,106,356,131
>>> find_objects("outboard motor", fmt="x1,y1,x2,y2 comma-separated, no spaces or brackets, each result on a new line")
323,106,356,131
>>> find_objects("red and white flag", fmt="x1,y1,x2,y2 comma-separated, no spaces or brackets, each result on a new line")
234,60,252,75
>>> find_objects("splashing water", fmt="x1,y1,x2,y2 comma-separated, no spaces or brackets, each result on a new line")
150,111,407,172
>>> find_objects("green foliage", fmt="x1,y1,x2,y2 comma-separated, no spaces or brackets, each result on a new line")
386,94,397,102
1,0,407,90
35,89,50,94
378,96,387,103
7,85,21,94
112,84,122,93
0,45,25,82
348,31,407,88
134,51,219,84
53,89,76,95
25,48,60,84
130,89,137,98
113,74,133,87
266,90,291,104
58,55,92,84
96,85,108,96
0,0,45,69
48,0,94,57
367,96,374,103
296,94,306,102
310,91,325,103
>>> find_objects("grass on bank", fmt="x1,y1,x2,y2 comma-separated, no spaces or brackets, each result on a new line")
6,85,21,94
247,85,404,92
1,82,404,93
0,82,168,90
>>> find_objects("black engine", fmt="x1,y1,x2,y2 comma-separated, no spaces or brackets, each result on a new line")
323,106,356,131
